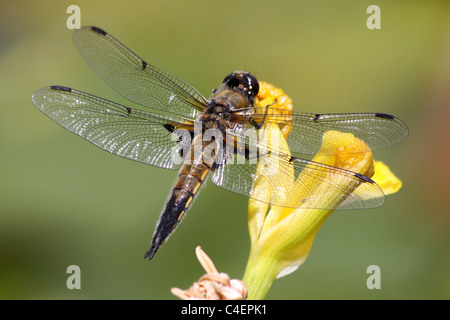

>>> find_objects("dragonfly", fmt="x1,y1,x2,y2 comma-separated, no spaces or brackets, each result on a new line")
32,26,408,260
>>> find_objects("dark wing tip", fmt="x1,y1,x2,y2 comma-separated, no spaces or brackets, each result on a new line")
374,113,409,143
89,26,107,36
375,112,395,120
32,86,72,106
49,85,72,92
353,172,375,183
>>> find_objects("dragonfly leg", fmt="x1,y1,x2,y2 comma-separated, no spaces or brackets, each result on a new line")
249,99,277,129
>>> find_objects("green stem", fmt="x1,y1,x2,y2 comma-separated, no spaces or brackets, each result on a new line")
242,210,333,300
242,249,281,300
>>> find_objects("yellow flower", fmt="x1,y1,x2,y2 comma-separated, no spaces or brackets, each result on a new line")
242,83,402,300
371,160,402,195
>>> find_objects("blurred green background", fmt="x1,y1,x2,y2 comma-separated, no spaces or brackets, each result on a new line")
1,0,449,299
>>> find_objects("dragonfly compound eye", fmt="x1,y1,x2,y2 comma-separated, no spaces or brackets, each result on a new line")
223,71,259,100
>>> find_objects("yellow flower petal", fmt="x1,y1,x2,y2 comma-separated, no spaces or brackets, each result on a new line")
249,124,294,237
255,81,293,139
372,160,402,195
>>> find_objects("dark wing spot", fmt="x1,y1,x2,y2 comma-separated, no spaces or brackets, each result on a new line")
50,86,71,92
210,162,220,171
375,113,395,120
90,26,107,36
163,124,175,133
125,107,132,114
141,60,148,70
314,114,323,121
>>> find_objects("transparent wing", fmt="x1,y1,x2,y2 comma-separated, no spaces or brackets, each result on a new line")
232,108,409,155
211,150,385,210
32,86,195,170
72,26,207,119
217,108,404,209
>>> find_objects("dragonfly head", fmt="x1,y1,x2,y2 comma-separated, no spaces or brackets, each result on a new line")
222,71,259,104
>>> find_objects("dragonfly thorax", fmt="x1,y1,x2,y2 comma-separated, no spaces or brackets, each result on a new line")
198,101,233,133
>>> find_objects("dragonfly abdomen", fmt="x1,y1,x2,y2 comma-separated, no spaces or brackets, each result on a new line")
145,126,222,259
145,161,211,260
